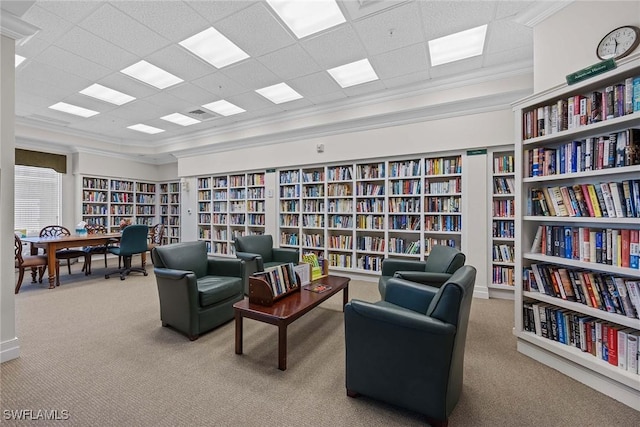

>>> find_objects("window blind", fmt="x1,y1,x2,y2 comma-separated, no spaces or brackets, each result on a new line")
14,165,62,236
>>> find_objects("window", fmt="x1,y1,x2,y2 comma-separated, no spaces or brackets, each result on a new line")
14,165,62,236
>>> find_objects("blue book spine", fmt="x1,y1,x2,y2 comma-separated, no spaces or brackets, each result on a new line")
564,227,572,259
556,310,565,344
633,77,640,112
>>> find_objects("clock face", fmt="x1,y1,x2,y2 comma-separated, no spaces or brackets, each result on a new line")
597,25,640,60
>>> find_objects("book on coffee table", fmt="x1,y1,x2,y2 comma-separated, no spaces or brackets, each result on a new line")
305,284,332,293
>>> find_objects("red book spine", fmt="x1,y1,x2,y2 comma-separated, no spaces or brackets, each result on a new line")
607,324,619,366
621,229,630,268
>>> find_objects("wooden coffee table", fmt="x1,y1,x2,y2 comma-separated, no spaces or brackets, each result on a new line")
233,275,350,371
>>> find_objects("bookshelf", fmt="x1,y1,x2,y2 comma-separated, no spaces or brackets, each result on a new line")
489,149,516,299
196,172,266,256
159,181,180,244
81,176,161,233
513,62,640,409
277,154,464,276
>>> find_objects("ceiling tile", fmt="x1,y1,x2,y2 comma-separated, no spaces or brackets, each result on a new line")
483,47,533,68
258,44,322,81
21,5,76,42
383,70,431,90
78,3,171,57
17,60,92,92
342,79,387,98
187,1,256,24
141,92,195,115
429,56,484,80
214,2,296,58
370,43,428,80
485,20,532,53
419,1,497,40
352,1,424,56
290,72,342,98
36,45,112,82
166,83,218,106
106,99,167,122
15,36,50,59
35,1,102,24
226,91,276,112
97,72,159,100
495,1,535,20
146,44,215,82
192,72,248,99
301,24,368,69
221,59,279,90
62,93,119,114
112,1,210,42
306,91,348,105
55,27,138,70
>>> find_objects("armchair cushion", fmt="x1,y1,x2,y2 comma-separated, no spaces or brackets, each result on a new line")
154,240,208,278
198,276,244,307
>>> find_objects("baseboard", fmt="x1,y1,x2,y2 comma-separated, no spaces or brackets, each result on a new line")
1,337,20,363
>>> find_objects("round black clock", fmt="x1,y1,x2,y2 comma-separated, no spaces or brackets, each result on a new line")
596,25,640,60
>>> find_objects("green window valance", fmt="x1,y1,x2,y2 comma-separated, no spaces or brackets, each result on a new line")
15,149,67,174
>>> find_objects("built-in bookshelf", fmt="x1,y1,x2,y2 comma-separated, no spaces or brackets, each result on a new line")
513,62,640,410
81,176,162,233
489,149,515,299
197,172,266,256
159,181,180,244
278,154,463,276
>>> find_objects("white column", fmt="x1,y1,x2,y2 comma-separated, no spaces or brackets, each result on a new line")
1,11,40,363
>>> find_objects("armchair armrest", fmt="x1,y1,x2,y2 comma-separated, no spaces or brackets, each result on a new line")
154,267,192,281
385,278,438,313
207,257,244,277
393,271,452,287
235,251,260,261
381,259,426,276
273,248,299,263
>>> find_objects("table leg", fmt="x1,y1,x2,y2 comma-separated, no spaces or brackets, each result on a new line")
278,323,287,371
342,285,349,309
47,246,56,289
235,310,243,355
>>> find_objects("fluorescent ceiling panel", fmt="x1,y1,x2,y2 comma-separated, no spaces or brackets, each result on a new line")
179,27,249,68
202,100,246,116
255,82,303,104
15,54,26,67
80,83,136,105
48,102,99,118
127,124,165,134
327,59,379,88
428,25,488,66
266,0,346,39
120,60,183,89
160,113,201,126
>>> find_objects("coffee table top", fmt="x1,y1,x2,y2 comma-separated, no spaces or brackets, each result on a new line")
234,275,349,321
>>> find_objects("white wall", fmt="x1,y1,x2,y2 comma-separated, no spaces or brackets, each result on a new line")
534,1,640,92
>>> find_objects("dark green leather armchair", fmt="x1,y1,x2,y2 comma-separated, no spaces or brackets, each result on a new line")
345,265,477,427
378,245,466,298
234,234,299,294
152,241,245,341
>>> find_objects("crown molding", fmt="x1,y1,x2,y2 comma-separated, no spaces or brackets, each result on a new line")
513,1,573,28
0,10,39,42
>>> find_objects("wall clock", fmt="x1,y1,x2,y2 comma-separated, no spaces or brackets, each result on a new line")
596,25,640,60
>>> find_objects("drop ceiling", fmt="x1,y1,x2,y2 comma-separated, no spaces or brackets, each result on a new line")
8,1,569,163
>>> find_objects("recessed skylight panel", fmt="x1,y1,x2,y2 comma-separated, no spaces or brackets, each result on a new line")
428,24,488,67
127,124,165,134
48,102,99,118
120,61,183,89
160,113,201,126
179,27,249,69
327,59,379,88
255,83,303,104
202,100,246,116
266,0,346,39
80,84,136,106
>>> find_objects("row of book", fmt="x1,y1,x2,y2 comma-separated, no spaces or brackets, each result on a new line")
493,154,515,174
493,244,514,263
522,303,639,374
356,255,383,272
524,263,640,319
529,180,640,218
252,263,299,297
525,128,640,177
493,177,515,195
492,220,515,238
389,238,420,255
492,265,514,286
493,199,515,218
530,225,640,269
522,76,640,140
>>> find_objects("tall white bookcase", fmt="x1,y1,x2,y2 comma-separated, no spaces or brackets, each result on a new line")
277,153,464,276
513,61,640,410
159,181,181,244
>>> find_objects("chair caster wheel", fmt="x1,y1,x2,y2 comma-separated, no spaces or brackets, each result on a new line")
120,276,125,280
105,275,110,279
143,272,148,276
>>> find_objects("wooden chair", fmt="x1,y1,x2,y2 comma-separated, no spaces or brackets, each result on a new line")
15,234,59,293
82,224,111,274
146,223,165,267
39,225,91,275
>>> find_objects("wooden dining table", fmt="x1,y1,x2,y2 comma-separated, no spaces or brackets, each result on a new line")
22,232,123,288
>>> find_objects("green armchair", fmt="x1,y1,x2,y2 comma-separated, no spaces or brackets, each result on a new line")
345,265,477,427
152,241,245,340
378,245,466,298
234,234,299,294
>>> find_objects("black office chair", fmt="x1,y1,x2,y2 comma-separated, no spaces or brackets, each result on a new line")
105,224,149,280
